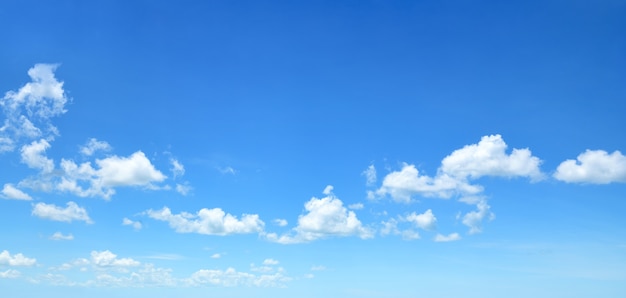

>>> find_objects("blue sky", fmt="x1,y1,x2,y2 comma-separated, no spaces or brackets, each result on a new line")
1,0,625,297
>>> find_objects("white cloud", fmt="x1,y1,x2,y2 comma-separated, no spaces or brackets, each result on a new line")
189,266,290,287
434,233,461,242
554,150,626,184
322,185,333,195
122,218,142,230
273,219,288,227
217,166,236,175
1,183,32,200
20,139,54,173
440,134,544,180
32,201,93,223
50,232,74,241
0,250,36,266
58,151,167,199
91,250,140,268
0,64,68,150
210,253,221,259
80,138,111,156
462,199,495,234
311,265,326,271
404,209,437,230
266,187,373,244
362,165,377,186
375,135,543,203
146,206,264,236
170,158,185,178
0,269,20,278
376,163,481,202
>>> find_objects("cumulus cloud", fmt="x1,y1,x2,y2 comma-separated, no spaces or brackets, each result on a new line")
404,209,437,231
440,134,544,181
189,264,290,287
58,151,167,199
266,187,373,244
32,201,93,223
50,232,74,241
0,64,68,152
20,139,54,173
554,150,626,184
80,138,111,156
146,207,264,236
434,233,461,242
1,183,32,200
348,203,364,210
375,135,543,203
122,218,142,230
0,250,36,266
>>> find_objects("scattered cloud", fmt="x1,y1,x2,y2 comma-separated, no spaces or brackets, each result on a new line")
310,265,326,271
273,219,288,227
31,201,93,223
146,206,264,236
217,166,236,175
404,209,437,231
0,64,68,152
434,233,461,242
170,158,185,178
122,218,142,230
1,183,32,200
210,253,221,259
0,250,36,266
362,165,377,186
80,138,111,156
266,187,373,244
50,232,74,241
554,150,626,184
461,199,494,234
175,183,192,196
91,250,140,268
348,203,364,210
0,269,20,278
262,258,279,265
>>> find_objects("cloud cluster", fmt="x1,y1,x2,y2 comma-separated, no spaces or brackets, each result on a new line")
0,64,68,152
32,201,92,223
146,207,264,236
1,183,32,200
266,186,373,244
554,150,626,184
0,250,37,267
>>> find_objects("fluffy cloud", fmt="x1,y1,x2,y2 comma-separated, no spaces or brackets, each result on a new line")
170,158,185,178
1,183,32,200
440,134,544,180
462,199,494,234
375,135,543,203
20,139,54,173
262,259,279,266
266,187,373,244
80,138,111,156
50,232,74,241
0,250,36,266
0,64,68,152
273,219,288,227
58,151,167,199
32,201,93,223
376,164,481,202
554,150,626,184
434,233,461,242
122,218,142,230
404,209,437,230
189,266,290,287
91,250,140,268
146,207,264,236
